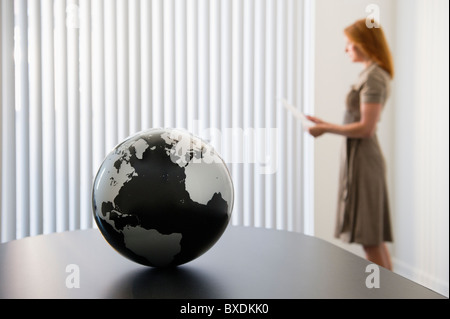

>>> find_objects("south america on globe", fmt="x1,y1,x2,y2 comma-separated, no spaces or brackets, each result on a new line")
92,128,234,267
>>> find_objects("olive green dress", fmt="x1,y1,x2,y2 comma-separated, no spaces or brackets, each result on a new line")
335,63,393,246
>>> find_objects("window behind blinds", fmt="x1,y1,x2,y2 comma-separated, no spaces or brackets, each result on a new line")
0,0,314,243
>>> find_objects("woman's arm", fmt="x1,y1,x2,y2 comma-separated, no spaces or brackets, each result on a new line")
306,103,382,139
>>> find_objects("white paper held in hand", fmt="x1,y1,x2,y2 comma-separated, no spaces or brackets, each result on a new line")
279,99,313,128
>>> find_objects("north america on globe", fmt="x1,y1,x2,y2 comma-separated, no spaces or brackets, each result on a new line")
92,128,234,267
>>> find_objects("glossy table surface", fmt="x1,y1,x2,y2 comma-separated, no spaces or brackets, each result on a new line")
0,226,445,299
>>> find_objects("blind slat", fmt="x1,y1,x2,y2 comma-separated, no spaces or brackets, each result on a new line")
16,0,30,238
140,0,152,130
104,0,118,151
242,0,254,227
92,0,105,171
175,0,187,129
186,0,198,133
163,0,176,128
152,0,164,128
117,0,129,140
54,0,69,232
67,0,80,231
198,0,210,134
254,0,265,227
231,0,244,227
79,0,93,229
41,0,56,234
129,0,141,134
28,0,43,236
276,0,287,230
1,0,16,242
265,0,276,229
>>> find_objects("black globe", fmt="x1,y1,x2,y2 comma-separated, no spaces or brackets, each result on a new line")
92,128,234,267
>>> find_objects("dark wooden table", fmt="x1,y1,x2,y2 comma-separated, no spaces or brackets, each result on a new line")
0,226,445,299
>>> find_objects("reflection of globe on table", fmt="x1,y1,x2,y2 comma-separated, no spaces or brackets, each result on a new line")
92,128,234,268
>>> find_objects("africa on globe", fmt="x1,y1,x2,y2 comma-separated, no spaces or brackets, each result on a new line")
92,128,234,267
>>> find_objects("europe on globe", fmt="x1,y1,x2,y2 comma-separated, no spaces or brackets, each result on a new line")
92,128,234,267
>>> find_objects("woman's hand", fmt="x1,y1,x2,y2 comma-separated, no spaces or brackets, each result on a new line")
304,103,382,139
306,115,327,138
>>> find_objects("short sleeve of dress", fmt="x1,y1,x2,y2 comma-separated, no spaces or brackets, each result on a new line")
360,67,390,105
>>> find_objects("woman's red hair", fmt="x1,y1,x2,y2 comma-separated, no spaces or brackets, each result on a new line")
344,19,394,79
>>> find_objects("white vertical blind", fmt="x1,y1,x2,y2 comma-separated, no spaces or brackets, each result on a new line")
78,0,93,230
41,0,56,235
1,0,16,242
54,0,69,232
0,3,2,242
28,0,43,237
67,0,80,231
0,0,314,243
16,0,30,238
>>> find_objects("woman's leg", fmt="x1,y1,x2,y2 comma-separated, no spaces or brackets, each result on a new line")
381,243,393,271
363,243,392,271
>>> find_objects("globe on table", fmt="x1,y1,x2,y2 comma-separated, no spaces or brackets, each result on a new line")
92,128,234,267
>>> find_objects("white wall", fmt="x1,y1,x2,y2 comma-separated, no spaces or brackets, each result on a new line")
391,0,449,297
314,0,449,297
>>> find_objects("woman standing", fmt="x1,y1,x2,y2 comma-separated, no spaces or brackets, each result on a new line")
307,19,394,270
